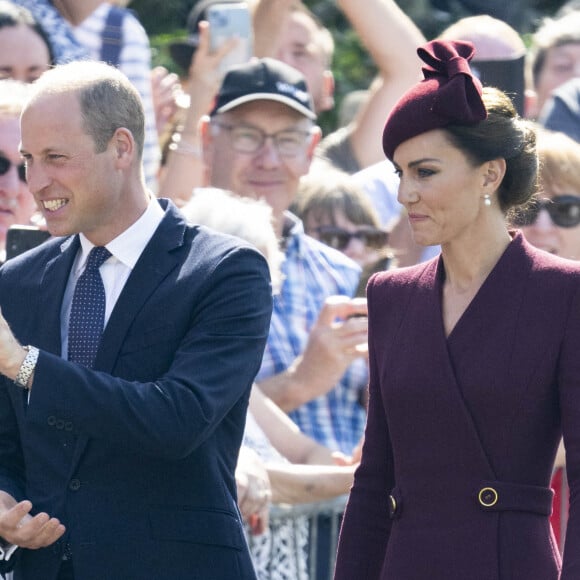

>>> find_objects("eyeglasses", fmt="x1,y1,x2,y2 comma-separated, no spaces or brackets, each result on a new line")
512,195,580,229
0,155,26,183
212,122,313,157
315,225,389,251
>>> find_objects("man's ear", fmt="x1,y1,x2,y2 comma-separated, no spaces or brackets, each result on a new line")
319,70,335,112
524,88,539,119
307,126,322,157
199,115,212,164
112,127,134,168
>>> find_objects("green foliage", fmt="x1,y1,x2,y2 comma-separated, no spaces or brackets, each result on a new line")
132,0,572,134
130,0,194,35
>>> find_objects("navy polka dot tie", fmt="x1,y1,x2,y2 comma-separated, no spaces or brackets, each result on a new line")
68,246,111,368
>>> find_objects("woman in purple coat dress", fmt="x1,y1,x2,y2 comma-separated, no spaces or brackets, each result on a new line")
334,39,580,579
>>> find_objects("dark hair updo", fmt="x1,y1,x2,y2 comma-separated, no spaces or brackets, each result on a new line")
445,86,538,214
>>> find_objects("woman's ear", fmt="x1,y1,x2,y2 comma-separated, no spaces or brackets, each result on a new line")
483,158,507,191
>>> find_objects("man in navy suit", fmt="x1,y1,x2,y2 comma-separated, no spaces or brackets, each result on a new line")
0,60,272,579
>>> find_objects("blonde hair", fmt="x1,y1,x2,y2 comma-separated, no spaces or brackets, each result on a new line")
537,128,580,194
0,79,32,117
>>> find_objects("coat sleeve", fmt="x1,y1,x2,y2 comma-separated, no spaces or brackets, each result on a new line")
334,276,395,578
23,245,273,461
559,279,580,578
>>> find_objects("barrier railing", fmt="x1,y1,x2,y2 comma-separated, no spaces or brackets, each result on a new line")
246,495,348,580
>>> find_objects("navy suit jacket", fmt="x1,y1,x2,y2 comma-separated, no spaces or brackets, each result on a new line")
0,199,272,580
335,232,580,579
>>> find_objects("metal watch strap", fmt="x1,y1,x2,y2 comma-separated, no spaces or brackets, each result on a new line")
14,346,39,389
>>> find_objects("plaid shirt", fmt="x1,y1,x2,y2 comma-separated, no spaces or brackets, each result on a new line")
256,213,368,454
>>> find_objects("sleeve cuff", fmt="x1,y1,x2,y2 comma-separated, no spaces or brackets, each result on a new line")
0,540,18,561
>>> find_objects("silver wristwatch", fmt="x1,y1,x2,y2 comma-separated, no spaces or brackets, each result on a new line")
14,346,39,389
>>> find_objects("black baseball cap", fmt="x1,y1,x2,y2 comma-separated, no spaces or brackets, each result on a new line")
210,57,316,120
168,0,239,72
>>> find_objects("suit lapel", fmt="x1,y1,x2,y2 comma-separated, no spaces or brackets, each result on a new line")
36,236,80,356
93,203,187,373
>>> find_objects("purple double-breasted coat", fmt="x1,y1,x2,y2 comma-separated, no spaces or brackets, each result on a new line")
335,232,580,579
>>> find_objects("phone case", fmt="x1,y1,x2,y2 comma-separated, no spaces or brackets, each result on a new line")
5,226,51,261
207,2,253,75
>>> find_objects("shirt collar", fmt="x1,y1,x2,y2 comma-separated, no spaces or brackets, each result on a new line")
77,198,165,270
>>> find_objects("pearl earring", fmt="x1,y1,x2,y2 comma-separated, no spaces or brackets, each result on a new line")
483,194,491,207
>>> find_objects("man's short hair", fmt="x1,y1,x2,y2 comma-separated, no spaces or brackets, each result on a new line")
28,60,145,158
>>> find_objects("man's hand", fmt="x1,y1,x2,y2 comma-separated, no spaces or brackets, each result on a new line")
151,66,181,137
0,494,65,550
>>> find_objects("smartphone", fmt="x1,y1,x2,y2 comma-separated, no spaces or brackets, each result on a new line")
5,225,51,261
207,2,253,76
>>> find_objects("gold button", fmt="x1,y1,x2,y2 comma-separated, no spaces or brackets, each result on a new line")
478,487,498,507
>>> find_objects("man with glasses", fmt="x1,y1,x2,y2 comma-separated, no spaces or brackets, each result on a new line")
201,57,368,455
200,58,369,576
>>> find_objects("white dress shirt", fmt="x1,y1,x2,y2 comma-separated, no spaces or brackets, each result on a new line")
60,199,164,359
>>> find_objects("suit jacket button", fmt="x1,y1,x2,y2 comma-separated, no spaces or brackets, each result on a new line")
64,421,74,431
55,419,65,430
478,487,499,507
47,416,57,426
69,478,81,491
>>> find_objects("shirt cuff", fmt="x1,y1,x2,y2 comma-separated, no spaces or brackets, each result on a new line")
0,539,18,561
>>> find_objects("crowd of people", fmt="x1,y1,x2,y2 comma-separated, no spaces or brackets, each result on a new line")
0,0,578,579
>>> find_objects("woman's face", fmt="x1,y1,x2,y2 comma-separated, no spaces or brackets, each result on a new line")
0,115,37,249
393,129,490,248
0,24,51,83
303,209,387,268
519,185,580,260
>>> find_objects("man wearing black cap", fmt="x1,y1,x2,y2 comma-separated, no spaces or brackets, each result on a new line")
201,56,369,576
201,57,368,455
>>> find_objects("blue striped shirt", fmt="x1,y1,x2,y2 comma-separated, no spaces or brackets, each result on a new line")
257,213,368,454
72,4,161,192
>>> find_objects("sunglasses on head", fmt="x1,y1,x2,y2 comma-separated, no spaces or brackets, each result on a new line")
0,155,26,183
315,225,389,251
512,195,580,229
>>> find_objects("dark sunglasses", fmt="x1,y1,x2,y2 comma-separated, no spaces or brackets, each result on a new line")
0,155,26,183
512,195,580,229
315,225,388,251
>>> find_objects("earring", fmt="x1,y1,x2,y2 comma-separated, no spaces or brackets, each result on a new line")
483,194,491,207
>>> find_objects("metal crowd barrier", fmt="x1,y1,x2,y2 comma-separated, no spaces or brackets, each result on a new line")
246,494,349,580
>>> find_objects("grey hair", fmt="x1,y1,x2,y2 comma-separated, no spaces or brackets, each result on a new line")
181,188,283,293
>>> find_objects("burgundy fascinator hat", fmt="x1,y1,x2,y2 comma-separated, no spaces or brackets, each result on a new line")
382,39,487,160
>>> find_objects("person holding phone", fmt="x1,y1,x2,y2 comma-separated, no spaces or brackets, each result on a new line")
0,79,40,264
159,0,253,204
